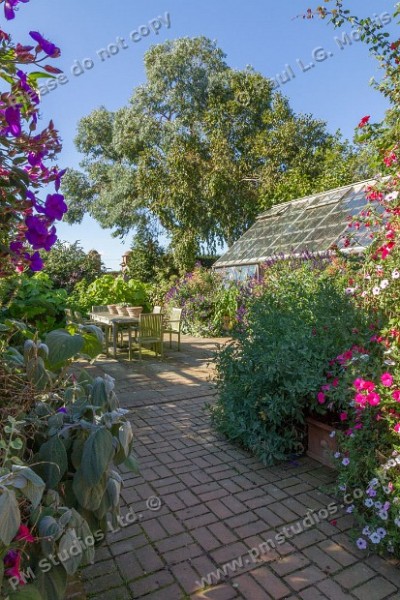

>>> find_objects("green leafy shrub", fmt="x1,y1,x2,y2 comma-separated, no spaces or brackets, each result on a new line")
211,261,366,465
0,274,67,335
68,274,150,314
164,264,239,336
42,241,105,293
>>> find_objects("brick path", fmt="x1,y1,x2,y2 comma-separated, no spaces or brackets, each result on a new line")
76,336,400,600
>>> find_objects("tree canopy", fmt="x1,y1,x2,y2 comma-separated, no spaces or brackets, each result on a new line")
63,36,368,271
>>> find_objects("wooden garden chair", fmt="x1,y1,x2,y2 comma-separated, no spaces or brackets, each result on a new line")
163,307,183,350
128,313,164,360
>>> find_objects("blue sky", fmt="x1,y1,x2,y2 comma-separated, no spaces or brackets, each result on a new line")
6,0,396,269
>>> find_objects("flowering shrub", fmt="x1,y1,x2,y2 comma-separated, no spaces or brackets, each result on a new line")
211,260,364,464
164,264,240,336
0,0,66,275
304,0,400,558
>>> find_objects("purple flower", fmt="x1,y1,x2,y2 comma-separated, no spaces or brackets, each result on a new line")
29,31,60,58
4,106,21,136
356,538,367,550
57,407,67,414
54,168,67,191
25,215,57,250
43,193,68,220
4,0,29,20
27,251,43,271
342,457,350,466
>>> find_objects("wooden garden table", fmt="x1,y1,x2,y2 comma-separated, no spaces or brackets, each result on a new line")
89,312,139,358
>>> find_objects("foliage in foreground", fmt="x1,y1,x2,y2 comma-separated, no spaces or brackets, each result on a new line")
0,321,136,598
211,260,366,465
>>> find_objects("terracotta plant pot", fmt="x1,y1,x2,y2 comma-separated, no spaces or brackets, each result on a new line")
306,417,337,468
108,304,118,315
116,306,128,316
127,306,143,318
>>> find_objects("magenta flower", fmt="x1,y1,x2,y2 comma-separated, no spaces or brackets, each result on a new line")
381,373,393,387
392,390,400,402
4,550,24,583
29,31,60,58
367,392,381,406
14,524,35,543
317,392,325,404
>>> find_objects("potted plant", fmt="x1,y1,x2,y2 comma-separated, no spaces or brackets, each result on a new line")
116,303,129,316
127,306,143,318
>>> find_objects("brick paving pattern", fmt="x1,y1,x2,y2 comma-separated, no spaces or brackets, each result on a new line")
70,336,400,600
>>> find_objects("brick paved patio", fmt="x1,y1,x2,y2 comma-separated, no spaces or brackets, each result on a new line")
73,335,400,600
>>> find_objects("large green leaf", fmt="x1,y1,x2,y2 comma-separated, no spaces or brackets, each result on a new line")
81,427,114,486
58,529,83,575
72,470,107,510
11,466,46,509
90,378,108,409
38,436,68,489
36,564,67,600
9,584,43,600
0,488,20,545
45,329,84,367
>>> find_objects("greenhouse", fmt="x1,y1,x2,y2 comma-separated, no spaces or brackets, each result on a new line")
214,178,377,279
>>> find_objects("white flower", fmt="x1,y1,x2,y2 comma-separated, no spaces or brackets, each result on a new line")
394,517,400,527
329,430,336,438
334,452,341,459
392,269,400,279
339,484,346,491
380,279,389,289
372,286,380,295
374,501,383,509
345,287,355,295
364,498,374,508
361,291,368,297
370,478,379,488
384,359,396,366
362,526,371,535
385,191,399,202
378,509,388,521
346,505,354,514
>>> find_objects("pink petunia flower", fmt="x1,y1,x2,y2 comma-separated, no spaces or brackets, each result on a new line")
381,373,393,387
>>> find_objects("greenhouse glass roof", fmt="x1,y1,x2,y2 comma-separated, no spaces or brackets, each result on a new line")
214,179,376,268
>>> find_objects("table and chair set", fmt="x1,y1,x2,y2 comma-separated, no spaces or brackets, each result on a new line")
78,305,182,360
